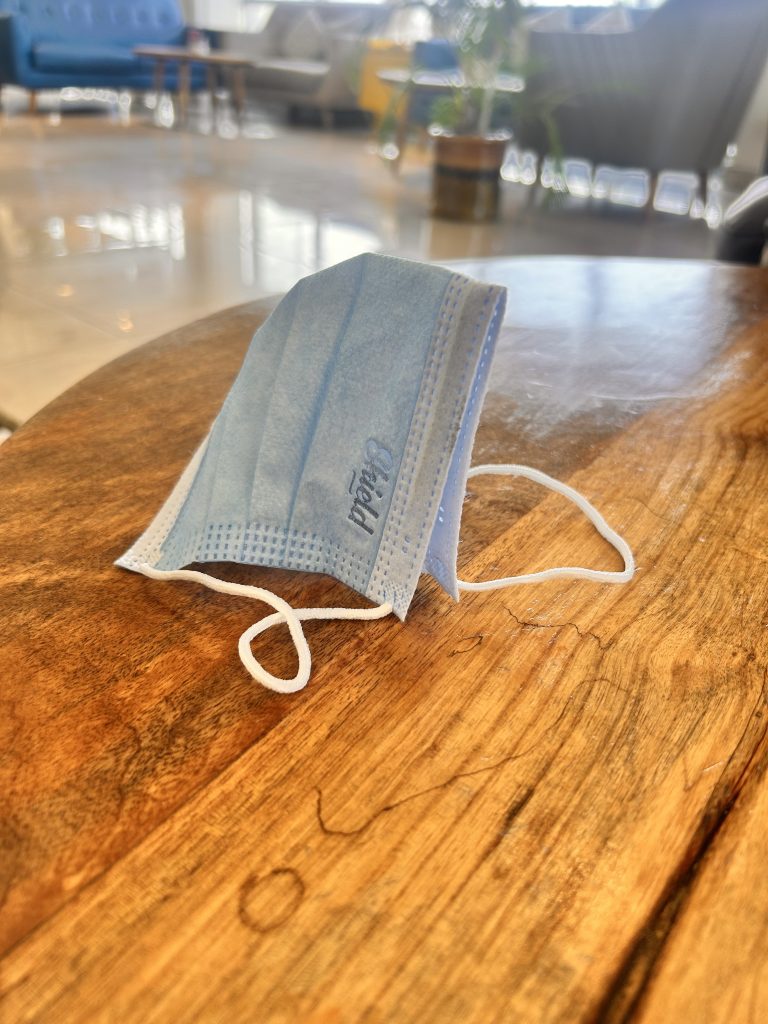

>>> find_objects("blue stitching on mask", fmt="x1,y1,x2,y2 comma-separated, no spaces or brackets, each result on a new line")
369,277,463,601
368,278,462,603
160,519,374,590
367,283,503,613
423,290,502,589
420,295,490,587
409,290,491,572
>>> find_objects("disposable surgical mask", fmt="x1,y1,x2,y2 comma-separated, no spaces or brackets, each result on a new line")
118,253,633,692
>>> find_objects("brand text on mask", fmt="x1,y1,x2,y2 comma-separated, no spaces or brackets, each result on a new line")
348,439,394,536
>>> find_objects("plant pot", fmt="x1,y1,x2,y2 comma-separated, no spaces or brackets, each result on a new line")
431,134,508,222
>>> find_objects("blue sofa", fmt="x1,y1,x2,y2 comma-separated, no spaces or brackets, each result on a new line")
0,0,196,93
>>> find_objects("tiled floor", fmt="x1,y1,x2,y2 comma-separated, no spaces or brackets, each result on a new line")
0,97,719,425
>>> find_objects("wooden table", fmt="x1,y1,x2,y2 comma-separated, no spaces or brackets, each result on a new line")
134,45,253,123
1,256,767,1022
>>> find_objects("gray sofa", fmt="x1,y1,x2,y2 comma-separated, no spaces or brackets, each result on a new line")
517,0,768,182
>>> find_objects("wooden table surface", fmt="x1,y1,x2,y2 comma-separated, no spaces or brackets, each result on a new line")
1,256,767,1023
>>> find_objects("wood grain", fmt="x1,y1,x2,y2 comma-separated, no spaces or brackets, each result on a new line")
0,257,767,1022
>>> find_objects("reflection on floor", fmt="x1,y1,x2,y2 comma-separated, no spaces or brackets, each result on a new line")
0,101,719,424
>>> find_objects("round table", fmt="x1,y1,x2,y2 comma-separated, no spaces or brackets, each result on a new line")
1,257,767,1022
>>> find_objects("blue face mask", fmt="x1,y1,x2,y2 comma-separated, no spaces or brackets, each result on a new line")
118,253,633,693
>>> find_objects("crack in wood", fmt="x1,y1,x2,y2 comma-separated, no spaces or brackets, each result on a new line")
592,670,768,1023
314,682,607,838
447,634,484,657
315,748,542,840
506,609,612,652
481,787,536,861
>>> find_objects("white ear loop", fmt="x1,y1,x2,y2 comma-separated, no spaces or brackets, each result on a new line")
457,464,635,591
134,565,393,694
134,465,632,693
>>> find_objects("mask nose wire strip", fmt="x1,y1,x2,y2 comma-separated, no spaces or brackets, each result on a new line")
457,464,635,591
133,565,393,694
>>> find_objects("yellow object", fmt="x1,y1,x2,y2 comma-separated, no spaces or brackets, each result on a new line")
357,39,412,119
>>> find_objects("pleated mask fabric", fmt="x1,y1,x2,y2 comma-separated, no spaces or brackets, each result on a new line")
118,253,633,692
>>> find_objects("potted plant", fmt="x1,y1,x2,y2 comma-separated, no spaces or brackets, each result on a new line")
381,0,563,222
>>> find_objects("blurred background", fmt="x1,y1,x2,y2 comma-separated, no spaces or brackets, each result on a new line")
1,0,767,431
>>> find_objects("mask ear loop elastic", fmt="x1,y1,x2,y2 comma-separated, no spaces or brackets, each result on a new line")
135,465,631,692
457,464,635,591
134,565,393,694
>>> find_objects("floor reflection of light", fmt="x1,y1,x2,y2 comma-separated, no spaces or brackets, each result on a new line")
589,167,647,207
117,91,132,124
217,115,239,140
564,160,592,199
0,204,32,258
44,216,68,256
156,94,176,129
239,191,255,286
241,121,276,141
500,148,522,183
654,172,699,215
378,142,400,163
45,217,66,240
703,177,724,228
56,284,74,298
117,311,134,333
234,193,380,272
705,205,723,230
168,204,186,261
58,87,120,110
106,210,135,242
540,158,567,192
43,205,189,257
689,198,706,220
610,171,648,208
501,149,539,186
520,153,538,186
196,93,215,136
317,220,380,267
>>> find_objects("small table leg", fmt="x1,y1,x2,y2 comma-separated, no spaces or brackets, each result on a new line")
177,60,191,125
153,58,165,96
232,66,246,125
206,64,217,114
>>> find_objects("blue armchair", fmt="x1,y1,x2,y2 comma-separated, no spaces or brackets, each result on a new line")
0,0,194,97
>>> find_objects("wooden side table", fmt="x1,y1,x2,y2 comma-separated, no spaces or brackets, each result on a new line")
134,45,253,123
